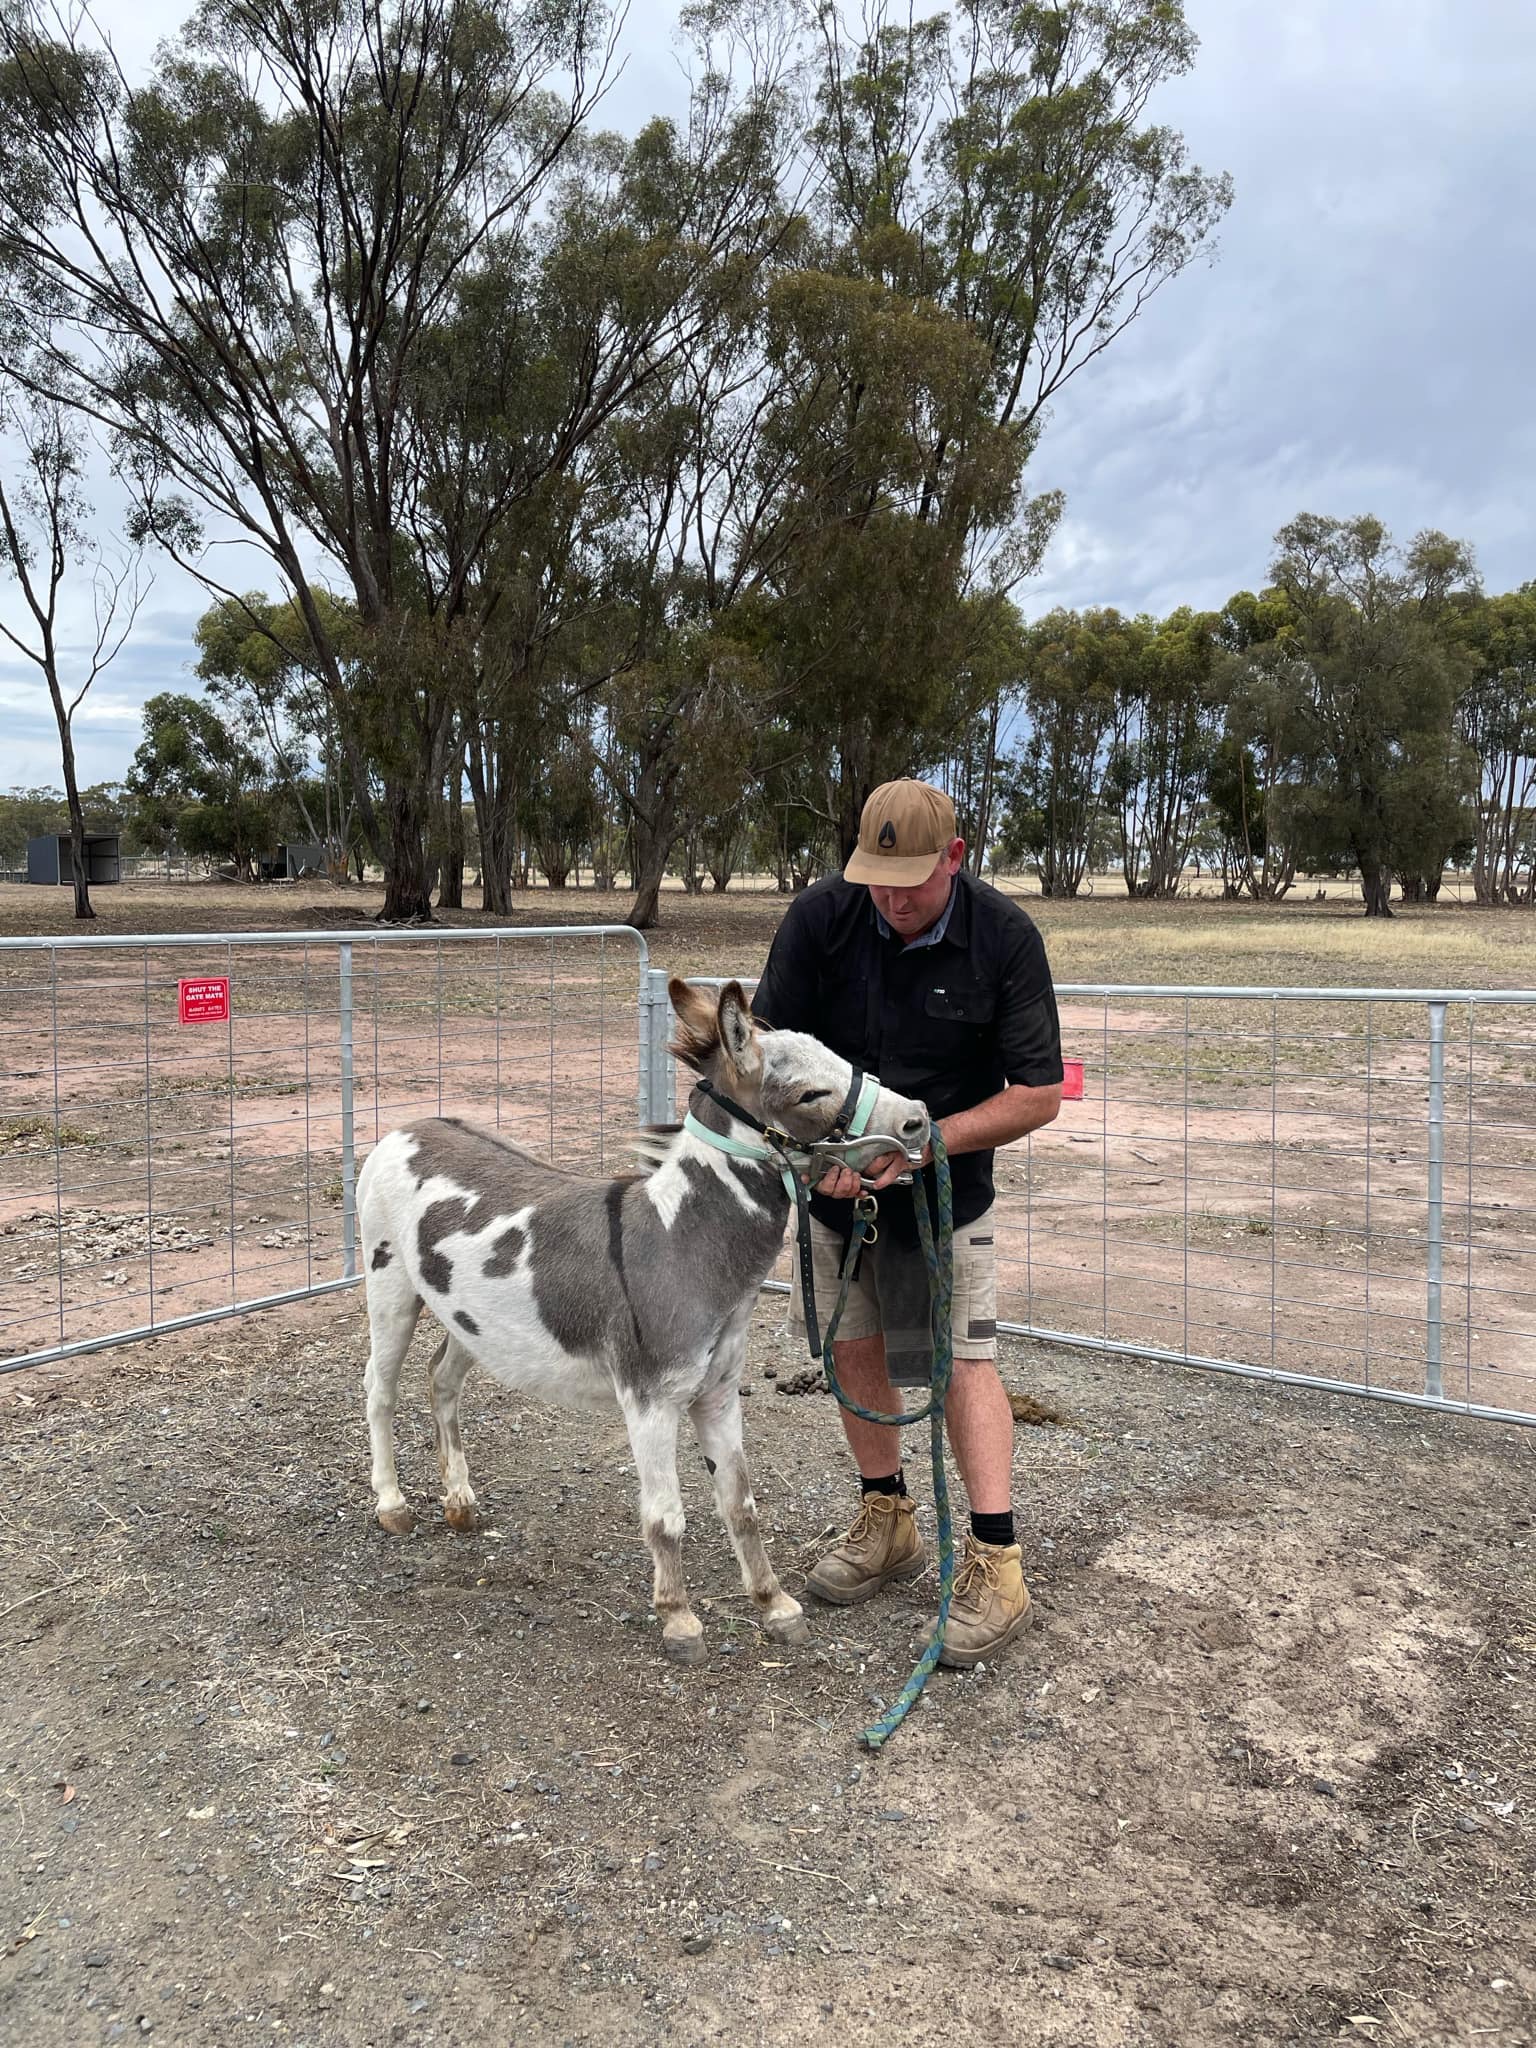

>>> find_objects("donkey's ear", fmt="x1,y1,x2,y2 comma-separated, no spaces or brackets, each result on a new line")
668,976,720,1071
717,982,761,1076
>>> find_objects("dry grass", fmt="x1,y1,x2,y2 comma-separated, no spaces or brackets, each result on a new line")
7,872,1536,994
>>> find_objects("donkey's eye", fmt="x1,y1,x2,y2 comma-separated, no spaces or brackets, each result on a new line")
798,1090,831,1106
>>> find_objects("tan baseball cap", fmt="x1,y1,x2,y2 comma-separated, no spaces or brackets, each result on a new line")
844,779,958,887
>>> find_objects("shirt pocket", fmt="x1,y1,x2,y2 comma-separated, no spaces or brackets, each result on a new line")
923,986,996,1028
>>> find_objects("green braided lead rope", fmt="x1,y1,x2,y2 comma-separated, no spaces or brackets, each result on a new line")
820,1128,955,1750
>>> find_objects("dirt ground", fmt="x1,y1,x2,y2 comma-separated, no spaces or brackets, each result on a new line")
2,879,1535,2046
1,1306,1533,2048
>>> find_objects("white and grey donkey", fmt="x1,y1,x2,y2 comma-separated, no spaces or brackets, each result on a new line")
357,977,930,1664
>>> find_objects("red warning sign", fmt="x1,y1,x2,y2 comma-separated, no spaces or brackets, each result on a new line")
1062,1057,1085,1101
178,976,230,1025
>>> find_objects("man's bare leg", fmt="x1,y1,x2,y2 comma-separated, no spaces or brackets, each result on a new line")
943,1357,1014,1514
828,1333,903,1477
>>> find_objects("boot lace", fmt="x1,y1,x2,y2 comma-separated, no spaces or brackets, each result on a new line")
843,1495,897,1553
953,1541,1001,1611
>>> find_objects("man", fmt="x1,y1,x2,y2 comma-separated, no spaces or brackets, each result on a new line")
752,779,1063,1667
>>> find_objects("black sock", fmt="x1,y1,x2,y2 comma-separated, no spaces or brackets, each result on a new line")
971,1509,1015,1548
861,1471,907,1499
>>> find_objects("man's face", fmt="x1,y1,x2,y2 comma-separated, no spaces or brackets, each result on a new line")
867,839,965,938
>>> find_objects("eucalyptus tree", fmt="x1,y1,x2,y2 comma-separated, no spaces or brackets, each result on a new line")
0,384,148,918
997,607,1138,896
1102,606,1220,897
1208,591,1302,900
0,0,626,917
1452,587,1536,903
125,690,274,876
194,588,369,875
1259,517,1477,917
395,58,806,919
783,0,1232,848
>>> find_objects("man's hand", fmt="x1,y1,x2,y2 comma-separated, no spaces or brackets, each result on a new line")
813,1144,930,1199
861,1146,921,1191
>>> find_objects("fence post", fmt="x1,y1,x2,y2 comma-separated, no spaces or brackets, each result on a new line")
637,963,654,1124
1425,1000,1446,1400
339,942,357,1281
637,967,676,1124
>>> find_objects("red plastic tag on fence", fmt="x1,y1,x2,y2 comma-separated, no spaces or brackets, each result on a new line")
178,976,230,1025
1061,1057,1085,1101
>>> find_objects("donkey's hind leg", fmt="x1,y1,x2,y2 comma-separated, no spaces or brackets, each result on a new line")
428,1334,479,1532
364,1259,423,1535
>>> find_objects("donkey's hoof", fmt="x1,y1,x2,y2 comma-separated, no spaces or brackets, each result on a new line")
764,1609,811,1647
663,1629,708,1667
377,1504,417,1536
443,1498,479,1533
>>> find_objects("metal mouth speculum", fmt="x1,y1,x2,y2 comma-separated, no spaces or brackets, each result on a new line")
802,1130,928,1189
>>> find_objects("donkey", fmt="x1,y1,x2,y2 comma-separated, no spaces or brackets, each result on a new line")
357,977,930,1663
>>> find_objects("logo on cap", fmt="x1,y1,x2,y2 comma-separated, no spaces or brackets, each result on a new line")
878,820,897,849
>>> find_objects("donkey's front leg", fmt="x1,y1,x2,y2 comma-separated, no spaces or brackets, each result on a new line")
690,1380,810,1646
620,1396,705,1664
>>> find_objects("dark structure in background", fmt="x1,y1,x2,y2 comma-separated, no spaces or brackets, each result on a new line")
26,834,120,886
255,842,326,881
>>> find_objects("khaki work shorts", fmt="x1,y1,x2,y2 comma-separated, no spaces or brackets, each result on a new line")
788,1207,998,1360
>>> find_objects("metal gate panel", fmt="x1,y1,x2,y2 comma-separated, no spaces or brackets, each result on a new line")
640,972,1536,1426
1,927,647,1372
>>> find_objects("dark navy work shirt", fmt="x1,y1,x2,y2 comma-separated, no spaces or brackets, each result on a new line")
752,870,1063,1242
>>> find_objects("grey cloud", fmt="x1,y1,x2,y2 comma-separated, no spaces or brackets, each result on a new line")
1029,0,1536,615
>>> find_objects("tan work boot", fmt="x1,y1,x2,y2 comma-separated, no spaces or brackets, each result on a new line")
924,1536,1035,1668
806,1492,926,1606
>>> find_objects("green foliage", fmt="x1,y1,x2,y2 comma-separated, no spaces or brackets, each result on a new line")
0,0,1244,921
995,607,1138,895
125,691,273,871
1451,585,1536,902
1237,517,1479,916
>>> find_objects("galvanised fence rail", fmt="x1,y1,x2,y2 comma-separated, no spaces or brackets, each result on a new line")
646,972,1536,1427
4,932,1535,1427
0,927,648,1372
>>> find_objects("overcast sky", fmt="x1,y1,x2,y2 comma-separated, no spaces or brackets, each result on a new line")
4,0,1533,789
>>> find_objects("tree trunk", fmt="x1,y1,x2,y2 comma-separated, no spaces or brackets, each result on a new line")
626,805,677,930
467,733,515,915
60,718,95,922
621,756,683,931
627,859,665,929
1359,859,1393,918
378,776,436,922
438,752,465,911
836,741,875,863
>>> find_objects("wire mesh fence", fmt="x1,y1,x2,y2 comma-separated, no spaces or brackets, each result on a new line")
0,927,647,1371
646,973,1536,1425
5,931,1535,1424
